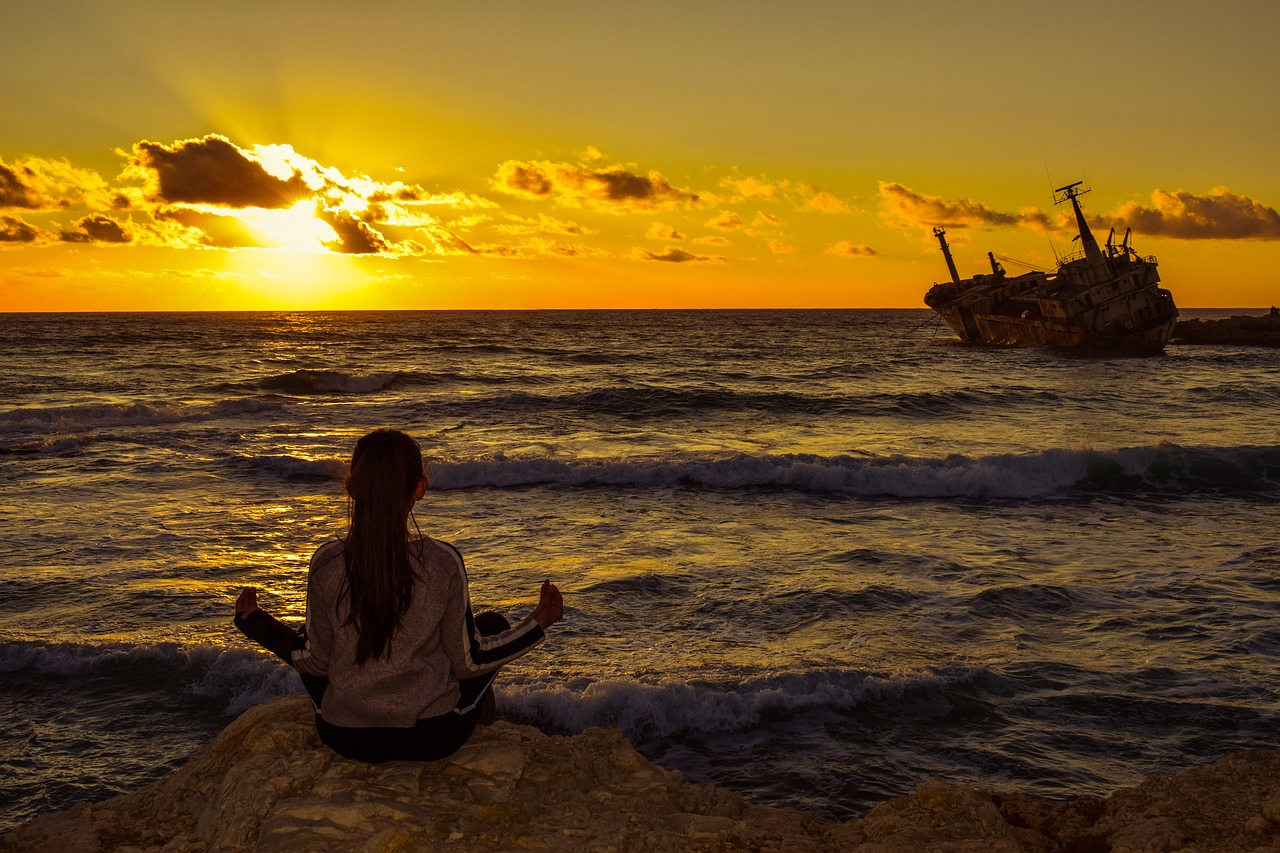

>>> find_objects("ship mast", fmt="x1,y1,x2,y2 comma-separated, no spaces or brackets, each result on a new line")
1054,181,1107,281
933,227,961,285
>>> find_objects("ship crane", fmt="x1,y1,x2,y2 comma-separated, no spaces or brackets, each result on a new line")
992,253,1051,273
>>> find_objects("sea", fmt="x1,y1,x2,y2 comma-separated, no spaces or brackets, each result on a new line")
2,308,1277,832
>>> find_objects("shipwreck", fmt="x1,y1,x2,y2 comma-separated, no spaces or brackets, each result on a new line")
924,182,1178,352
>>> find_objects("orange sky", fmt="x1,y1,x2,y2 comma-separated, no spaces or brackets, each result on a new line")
2,1,1278,310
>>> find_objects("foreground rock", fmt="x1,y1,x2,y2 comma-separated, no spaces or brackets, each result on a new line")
2,695,1277,852
1173,313,1280,347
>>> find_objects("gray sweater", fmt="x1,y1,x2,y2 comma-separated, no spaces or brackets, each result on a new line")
292,537,545,727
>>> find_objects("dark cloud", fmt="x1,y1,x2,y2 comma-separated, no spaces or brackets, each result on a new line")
492,160,698,211
315,206,392,254
0,162,40,208
880,181,1027,229
130,134,311,209
0,214,48,243
60,214,132,244
1109,188,1280,240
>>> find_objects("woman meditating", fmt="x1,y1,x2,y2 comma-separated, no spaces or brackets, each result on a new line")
233,428,563,762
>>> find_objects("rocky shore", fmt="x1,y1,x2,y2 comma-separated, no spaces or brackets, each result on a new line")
2,693,1277,852
1173,313,1280,347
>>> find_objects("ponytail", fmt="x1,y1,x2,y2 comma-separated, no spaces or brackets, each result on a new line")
341,428,424,664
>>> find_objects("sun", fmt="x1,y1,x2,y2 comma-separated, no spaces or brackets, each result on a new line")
235,200,339,253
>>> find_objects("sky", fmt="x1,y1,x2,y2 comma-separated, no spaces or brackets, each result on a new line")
2,0,1278,310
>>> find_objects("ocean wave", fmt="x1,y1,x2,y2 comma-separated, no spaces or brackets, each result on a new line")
501,666,974,741
0,640,300,717
414,384,1056,420
0,398,282,435
0,638,972,742
232,454,349,482
257,369,399,395
428,443,1280,498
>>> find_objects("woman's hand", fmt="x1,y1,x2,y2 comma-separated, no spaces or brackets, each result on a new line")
533,580,563,629
235,587,259,620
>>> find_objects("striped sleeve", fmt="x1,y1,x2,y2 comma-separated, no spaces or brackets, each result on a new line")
436,540,544,679
292,541,339,676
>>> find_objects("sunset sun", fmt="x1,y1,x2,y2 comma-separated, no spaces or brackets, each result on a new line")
236,201,339,254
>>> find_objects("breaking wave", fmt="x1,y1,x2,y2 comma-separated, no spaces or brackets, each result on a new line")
0,640,301,717
500,666,973,741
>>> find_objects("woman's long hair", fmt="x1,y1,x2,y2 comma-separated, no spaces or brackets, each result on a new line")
341,428,425,664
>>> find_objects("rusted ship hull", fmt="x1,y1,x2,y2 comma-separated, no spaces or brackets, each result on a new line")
928,283,1179,352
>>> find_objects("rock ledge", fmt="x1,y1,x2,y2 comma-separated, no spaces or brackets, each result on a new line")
2,694,1277,852
1173,313,1280,347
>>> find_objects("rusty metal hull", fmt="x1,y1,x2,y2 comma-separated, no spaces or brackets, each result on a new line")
933,305,1178,352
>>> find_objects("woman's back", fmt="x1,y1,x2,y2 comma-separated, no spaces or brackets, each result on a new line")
297,536,547,728
298,537,457,726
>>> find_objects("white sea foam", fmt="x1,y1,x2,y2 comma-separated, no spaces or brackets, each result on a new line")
0,640,300,716
498,667,970,740
185,645,303,715
0,639,183,676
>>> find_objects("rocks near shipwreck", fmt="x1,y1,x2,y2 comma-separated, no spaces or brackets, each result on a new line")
1173,313,1280,347
2,694,1278,852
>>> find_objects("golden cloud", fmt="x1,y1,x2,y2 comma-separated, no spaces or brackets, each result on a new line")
417,221,480,256
522,237,609,259
767,240,795,254
879,181,1051,230
706,211,744,231
646,222,684,241
492,160,698,211
827,241,877,257
1108,187,1280,240
753,211,784,226
1,157,113,211
693,234,733,247
805,190,851,214
631,246,726,263
719,175,784,202
496,213,596,237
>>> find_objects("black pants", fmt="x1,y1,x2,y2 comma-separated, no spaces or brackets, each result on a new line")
235,608,508,762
